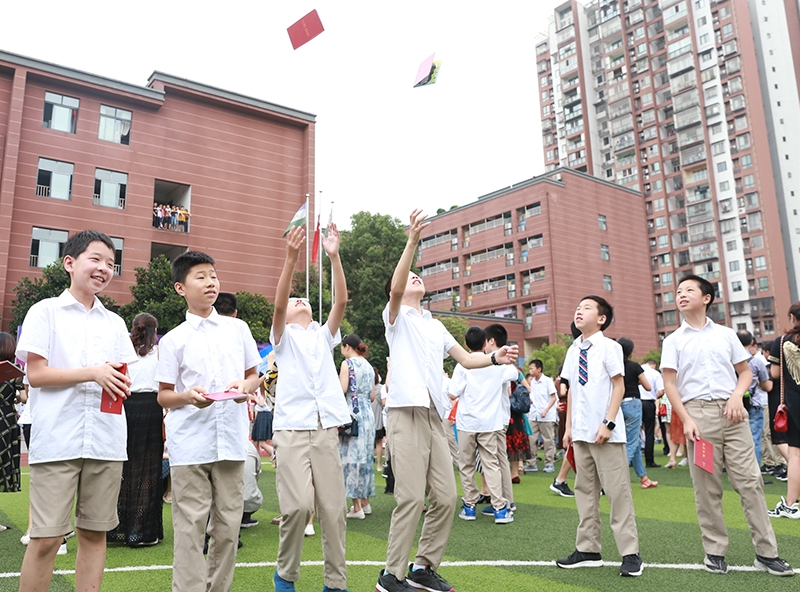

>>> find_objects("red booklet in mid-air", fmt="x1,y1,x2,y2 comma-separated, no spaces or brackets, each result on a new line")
287,10,324,50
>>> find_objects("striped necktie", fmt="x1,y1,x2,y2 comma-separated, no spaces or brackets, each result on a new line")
578,342,592,386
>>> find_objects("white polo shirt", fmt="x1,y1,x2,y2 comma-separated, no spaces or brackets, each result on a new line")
528,374,557,422
156,309,261,467
450,363,519,432
562,331,626,444
660,317,749,403
270,321,351,430
15,290,138,464
639,364,661,401
383,304,458,419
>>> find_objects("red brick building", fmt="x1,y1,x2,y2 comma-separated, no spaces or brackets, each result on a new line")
0,50,316,327
417,168,658,359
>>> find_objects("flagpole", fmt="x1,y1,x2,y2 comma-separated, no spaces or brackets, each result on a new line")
329,200,334,308
318,191,323,323
305,193,310,300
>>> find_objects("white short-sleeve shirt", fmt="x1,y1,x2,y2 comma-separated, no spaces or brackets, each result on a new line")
639,364,661,401
270,321,351,430
156,309,261,467
660,317,749,403
528,374,558,422
15,290,138,464
449,363,519,432
383,304,458,419
562,331,626,444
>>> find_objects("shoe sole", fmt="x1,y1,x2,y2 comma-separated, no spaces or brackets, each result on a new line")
240,522,258,528
754,560,795,576
494,517,514,524
405,580,454,592
621,570,643,577
703,564,727,575
458,514,477,521
556,560,603,569
549,484,574,498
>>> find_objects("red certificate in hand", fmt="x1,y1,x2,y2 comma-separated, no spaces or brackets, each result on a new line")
566,444,576,472
693,437,714,474
203,391,247,402
100,363,127,414
0,360,24,381
287,9,324,50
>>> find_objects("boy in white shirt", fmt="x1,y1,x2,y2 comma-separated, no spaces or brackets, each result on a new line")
450,326,519,524
16,230,137,592
661,274,792,577
555,295,643,577
526,360,558,473
156,251,261,592
377,210,518,592
270,224,351,592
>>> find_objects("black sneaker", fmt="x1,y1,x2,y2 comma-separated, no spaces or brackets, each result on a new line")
774,467,788,481
240,516,259,528
405,565,454,592
550,479,575,498
556,549,603,569
620,553,643,577
761,464,776,475
646,462,661,468
704,554,728,574
754,555,795,576
376,570,415,592
476,494,491,504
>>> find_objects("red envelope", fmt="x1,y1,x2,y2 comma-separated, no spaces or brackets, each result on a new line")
100,363,127,415
693,436,714,474
566,443,576,472
0,360,24,381
287,9,324,50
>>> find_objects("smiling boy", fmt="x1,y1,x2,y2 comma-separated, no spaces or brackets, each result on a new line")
16,230,138,592
661,274,793,577
156,251,261,592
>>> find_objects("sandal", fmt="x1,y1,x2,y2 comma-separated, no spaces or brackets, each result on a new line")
641,476,658,489
665,461,677,469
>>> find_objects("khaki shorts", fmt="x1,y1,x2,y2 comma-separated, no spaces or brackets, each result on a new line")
29,459,123,538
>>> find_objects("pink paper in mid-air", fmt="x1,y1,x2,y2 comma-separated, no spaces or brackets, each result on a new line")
414,53,436,86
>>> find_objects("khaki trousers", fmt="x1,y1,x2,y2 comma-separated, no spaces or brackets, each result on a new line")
573,441,639,556
171,461,244,592
529,420,557,465
495,427,514,505
685,400,778,557
273,427,347,589
385,404,457,578
443,417,459,465
457,430,508,509
761,406,786,468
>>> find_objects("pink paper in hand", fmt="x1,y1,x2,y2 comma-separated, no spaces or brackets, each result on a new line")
693,436,714,474
414,53,436,86
203,391,247,402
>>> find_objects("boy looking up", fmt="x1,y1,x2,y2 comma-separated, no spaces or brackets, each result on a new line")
156,252,262,592
555,296,643,577
661,275,793,577
271,224,351,592
526,360,558,473
16,230,137,592
450,326,518,524
377,210,518,592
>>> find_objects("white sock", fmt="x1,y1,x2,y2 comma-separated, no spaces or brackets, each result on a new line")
412,563,426,572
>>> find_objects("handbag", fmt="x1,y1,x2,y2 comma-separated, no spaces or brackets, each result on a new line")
657,398,667,417
339,359,359,438
510,384,531,414
774,336,789,433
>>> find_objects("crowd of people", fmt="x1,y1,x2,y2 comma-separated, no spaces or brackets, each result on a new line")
152,203,190,232
0,214,798,592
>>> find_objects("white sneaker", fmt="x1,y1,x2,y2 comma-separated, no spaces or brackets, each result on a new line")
20,533,30,546
678,458,688,467
769,496,800,519
543,465,555,473
57,539,67,555
304,524,315,537
362,503,372,515
346,508,365,520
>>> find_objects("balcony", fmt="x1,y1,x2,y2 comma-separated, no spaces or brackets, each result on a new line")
93,193,126,209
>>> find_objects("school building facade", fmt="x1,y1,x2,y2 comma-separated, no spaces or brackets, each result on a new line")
416,168,659,359
0,50,316,329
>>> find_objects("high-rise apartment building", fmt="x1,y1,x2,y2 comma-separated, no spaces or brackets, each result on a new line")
537,0,799,342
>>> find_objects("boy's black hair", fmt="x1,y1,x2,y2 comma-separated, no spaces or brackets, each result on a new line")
384,276,393,301
570,322,582,340
172,251,215,284
580,295,614,331
618,337,635,361
484,323,508,348
677,273,715,311
530,359,544,371
736,329,755,348
464,326,487,352
214,292,237,317
63,230,115,260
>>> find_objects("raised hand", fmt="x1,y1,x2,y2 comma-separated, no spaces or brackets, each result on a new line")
322,222,340,256
286,226,306,260
407,209,430,242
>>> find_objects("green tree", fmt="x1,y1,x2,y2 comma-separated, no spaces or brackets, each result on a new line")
235,291,274,343
118,255,187,333
525,333,575,377
640,348,662,366
339,212,409,377
437,315,470,376
10,260,116,333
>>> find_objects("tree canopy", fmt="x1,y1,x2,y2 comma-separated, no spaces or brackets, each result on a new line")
524,333,575,378
118,255,187,333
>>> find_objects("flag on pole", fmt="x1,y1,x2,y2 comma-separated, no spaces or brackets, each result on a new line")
310,215,321,264
284,204,306,236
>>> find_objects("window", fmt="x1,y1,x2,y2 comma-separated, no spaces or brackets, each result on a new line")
722,23,733,37
600,244,610,260
737,133,751,149
664,291,675,305
30,227,68,268
598,214,607,230
751,235,763,250
764,320,775,334
726,239,737,251
42,92,79,133
111,237,124,276
653,198,664,211
655,216,666,229
719,180,730,192
98,105,132,145
662,272,673,286
94,169,128,209
747,211,762,230
603,275,613,291
754,256,767,270
729,260,740,272
743,174,755,189
742,154,752,169
717,162,727,172
712,141,726,155
758,277,769,291
36,158,74,200
732,281,742,292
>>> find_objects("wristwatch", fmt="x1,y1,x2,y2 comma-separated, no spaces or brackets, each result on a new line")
602,419,616,431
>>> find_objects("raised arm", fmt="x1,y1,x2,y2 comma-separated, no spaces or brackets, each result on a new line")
322,222,347,336
388,209,429,324
272,226,305,346
447,343,519,369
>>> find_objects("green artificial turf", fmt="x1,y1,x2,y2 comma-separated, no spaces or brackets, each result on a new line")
1,456,798,591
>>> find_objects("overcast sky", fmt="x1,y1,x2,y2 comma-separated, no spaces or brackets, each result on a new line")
3,0,566,227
